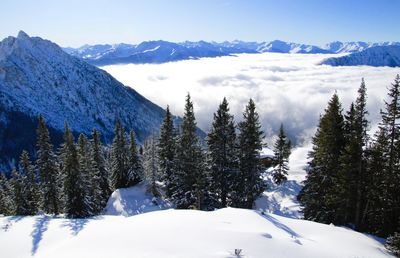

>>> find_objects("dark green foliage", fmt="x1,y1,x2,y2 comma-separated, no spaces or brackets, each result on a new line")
19,150,39,215
0,173,13,215
127,130,142,186
61,125,91,218
235,99,265,209
364,75,400,236
110,120,130,190
173,94,207,210
272,124,292,185
11,168,27,215
207,97,238,207
298,93,346,224
90,129,110,213
386,231,400,257
143,135,160,197
158,106,177,198
36,115,60,215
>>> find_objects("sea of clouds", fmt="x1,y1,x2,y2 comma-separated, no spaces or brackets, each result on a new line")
102,53,399,146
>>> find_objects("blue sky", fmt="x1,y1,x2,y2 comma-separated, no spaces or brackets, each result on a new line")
1,0,399,47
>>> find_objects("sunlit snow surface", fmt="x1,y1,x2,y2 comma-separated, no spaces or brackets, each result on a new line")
102,53,398,143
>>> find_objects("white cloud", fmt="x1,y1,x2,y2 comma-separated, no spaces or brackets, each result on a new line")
102,53,398,145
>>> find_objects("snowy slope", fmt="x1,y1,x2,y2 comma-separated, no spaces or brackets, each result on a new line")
321,45,400,67
255,146,309,218
322,41,400,53
104,182,173,216
0,208,393,258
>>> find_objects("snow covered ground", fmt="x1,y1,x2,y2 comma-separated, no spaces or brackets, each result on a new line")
255,145,310,218
1,146,394,258
0,208,393,258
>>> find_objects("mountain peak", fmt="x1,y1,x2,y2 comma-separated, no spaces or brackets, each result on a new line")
17,30,30,40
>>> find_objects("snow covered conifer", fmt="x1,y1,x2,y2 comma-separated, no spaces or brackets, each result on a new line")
143,135,160,196
0,173,13,215
36,115,60,215
272,124,292,185
236,99,265,208
207,97,238,207
19,150,39,215
11,168,26,215
90,129,110,213
158,106,177,198
62,124,91,218
174,94,207,209
110,120,130,190
298,93,345,224
127,130,142,186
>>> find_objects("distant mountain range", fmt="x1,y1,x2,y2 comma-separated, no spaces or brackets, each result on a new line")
0,31,183,170
321,45,400,67
64,40,400,66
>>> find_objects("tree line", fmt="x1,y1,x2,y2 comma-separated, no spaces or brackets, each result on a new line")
298,75,400,244
0,94,292,218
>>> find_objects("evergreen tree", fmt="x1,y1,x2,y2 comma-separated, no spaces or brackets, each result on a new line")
272,124,292,185
364,75,400,236
11,168,27,215
386,227,400,257
143,135,160,196
90,129,110,213
158,106,177,198
174,94,207,209
236,99,265,209
77,133,94,215
337,79,369,228
36,115,60,215
127,130,142,186
61,124,91,218
110,120,129,190
207,97,238,207
19,150,39,215
298,93,346,224
0,173,13,215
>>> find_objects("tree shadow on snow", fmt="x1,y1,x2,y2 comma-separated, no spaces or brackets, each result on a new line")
62,216,103,236
1,216,25,232
31,216,50,255
257,211,301,238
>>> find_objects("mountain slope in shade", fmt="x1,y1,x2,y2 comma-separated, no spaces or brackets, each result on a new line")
0,31,169,169
321,45,400,67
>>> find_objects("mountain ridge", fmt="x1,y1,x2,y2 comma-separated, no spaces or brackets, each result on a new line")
64,39,400,66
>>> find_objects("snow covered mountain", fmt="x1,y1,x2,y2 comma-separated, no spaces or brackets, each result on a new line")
322,41,400,53
0,31,169,169
65,40,400,66
321,45,400,67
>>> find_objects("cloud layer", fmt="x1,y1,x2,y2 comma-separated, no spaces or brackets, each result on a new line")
102,53,398,145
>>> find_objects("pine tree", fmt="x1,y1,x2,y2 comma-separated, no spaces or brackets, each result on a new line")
236,99,265,209
11,168,26,215
143,135,160,196
36,115,60,215
110,120,130,190
386,228,400,257
0,173,13,215
158,106,177,198
298,93,345,224
127,130,142,187
337,79,369,228
90,129,110,213
19,150,39,215
174,94,207,209
364,75,400,236
61,124,91,218
207,97,238,208
77,133,94,215
272,124,292,185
